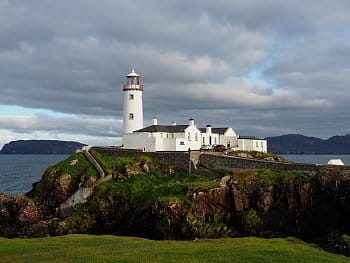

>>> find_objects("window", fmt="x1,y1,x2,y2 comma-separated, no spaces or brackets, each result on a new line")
214,137,217,144
203,137,205,144
188,133,191,141
256,141,259,147
128,113,134,120
180,141,185,145
129,94,134,100
195,133,198,141
261,142,264,148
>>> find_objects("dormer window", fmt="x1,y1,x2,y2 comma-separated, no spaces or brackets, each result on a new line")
129,94,134,100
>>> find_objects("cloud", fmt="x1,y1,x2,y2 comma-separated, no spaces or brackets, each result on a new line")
0,113,121,138
0,0,350,141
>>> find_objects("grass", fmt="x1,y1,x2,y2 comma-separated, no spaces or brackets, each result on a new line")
86,151,220,205
42,152,98,181
89,149,137,175
0,235,349,262
233,169,312,185
228,151,291,163
94,171,220,206
35,152,99,195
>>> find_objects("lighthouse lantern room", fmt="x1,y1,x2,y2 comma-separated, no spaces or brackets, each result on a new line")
122,69,144,135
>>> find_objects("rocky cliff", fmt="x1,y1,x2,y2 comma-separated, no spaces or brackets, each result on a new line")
1,150,350,256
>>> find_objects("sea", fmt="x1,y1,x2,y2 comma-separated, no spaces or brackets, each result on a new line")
0,154,350,196
0,154,69,196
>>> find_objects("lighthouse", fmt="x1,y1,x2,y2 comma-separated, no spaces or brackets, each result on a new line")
121,70,267,153
122,69,144,136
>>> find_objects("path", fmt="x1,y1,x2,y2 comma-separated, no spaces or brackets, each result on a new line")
59,146,110,217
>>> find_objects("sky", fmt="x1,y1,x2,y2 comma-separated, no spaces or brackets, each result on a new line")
1,0,350,148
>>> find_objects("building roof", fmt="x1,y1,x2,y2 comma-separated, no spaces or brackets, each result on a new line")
198,127,229,134
239,136,265,140
135,125,229,134
134,125,189,133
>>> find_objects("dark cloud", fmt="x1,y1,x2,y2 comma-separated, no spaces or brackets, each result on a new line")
0,0,350,141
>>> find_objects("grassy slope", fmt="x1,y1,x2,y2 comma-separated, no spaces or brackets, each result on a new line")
94,172,220,204
0,235,349,263
38,152,98,183
88,151,220,203
54,152,98,179
35,152,99,195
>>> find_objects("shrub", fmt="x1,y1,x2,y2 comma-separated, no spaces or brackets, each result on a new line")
243,209,262,227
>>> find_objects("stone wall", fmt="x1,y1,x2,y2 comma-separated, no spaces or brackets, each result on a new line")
199,154,318,174
93,147,193,172
199,153,350,176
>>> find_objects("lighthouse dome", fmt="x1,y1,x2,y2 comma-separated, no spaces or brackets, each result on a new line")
126,69,140,77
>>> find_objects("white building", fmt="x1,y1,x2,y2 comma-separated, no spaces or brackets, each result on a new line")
121,70,267,153
238,136,267,153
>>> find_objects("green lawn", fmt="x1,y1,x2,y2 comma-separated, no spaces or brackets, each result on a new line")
0,235,349,262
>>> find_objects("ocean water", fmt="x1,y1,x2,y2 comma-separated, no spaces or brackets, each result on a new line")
282,154,350,165
0,154,69,196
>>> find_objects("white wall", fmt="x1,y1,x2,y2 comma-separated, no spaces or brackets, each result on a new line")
219,135,238,148
201,129,219,146
238,138,267,153
123,125,267,153
177,125,202,151
123,89,143,134
123,132,155,151
123,127,202,152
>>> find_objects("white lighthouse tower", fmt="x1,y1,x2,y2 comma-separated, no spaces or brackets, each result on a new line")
122,69,144,137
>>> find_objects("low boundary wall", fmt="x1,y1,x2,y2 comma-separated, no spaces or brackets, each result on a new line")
199,154,318,174
93,147,193,172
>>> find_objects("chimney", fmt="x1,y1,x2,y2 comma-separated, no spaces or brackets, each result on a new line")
152,117,158,125
171,120,177,126
189,117,195,126
206,124,212,134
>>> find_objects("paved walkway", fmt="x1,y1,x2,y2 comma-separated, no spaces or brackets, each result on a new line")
82,146,105,178
59,146,109,217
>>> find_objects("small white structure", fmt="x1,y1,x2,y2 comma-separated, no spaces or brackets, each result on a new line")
327,159,344,166
121,70,267,152
238,136,268,153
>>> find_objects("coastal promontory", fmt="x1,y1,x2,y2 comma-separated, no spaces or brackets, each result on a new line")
0,140,86,154
1,148,350,257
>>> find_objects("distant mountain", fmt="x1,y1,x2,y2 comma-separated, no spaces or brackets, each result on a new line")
266,134,350,154
0,140,86,154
